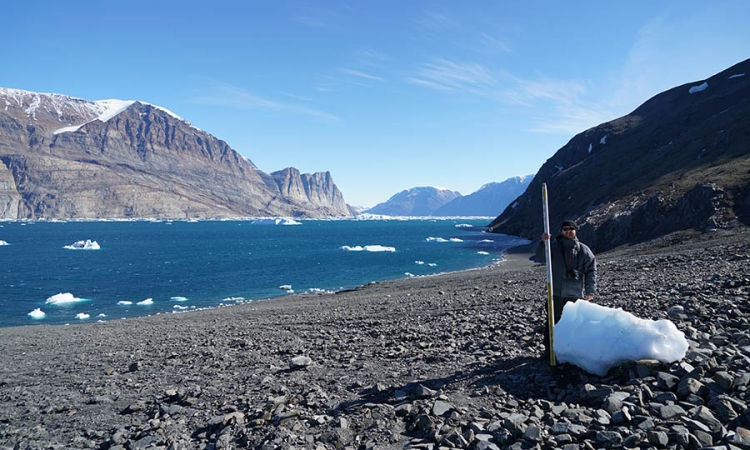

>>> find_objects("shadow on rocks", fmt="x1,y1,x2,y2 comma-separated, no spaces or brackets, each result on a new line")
334,355,589,416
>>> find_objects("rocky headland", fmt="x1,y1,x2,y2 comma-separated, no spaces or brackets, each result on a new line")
0,228,749,450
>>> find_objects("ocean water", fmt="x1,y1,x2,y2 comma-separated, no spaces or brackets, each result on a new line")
0,218,528,327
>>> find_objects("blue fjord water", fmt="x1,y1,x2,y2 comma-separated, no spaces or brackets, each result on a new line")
0,218,527,327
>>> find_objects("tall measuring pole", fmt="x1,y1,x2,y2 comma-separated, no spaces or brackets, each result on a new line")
542,183,556,366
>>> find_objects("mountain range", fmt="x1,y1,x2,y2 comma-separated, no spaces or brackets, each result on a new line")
488,58,750,252
364,176,532,216
0,88,356,219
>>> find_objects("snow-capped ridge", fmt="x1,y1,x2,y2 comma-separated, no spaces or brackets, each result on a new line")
0,87,194,135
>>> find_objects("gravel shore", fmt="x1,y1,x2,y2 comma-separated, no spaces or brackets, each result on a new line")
1,228,749,450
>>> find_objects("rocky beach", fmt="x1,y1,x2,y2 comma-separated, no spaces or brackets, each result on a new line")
1,228,749,450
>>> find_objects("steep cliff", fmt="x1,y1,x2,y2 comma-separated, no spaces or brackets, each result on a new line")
488,58,750,252
271,167,357,216
0,88,355,219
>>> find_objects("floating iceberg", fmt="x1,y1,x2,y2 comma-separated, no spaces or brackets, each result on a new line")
341,245,396,252
64,239,100,250
251,218,302,226
170,296,188,302
75,313,90,320
117,300,133,306
0,240,9,246
45,293,85,304
137,298,154,306
28,308,46,319
554,300,689,376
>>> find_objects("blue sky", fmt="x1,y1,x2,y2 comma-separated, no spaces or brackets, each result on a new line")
3,1,749,207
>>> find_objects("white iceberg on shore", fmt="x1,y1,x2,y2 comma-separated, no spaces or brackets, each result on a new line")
64,239,100,250
554,300,689,376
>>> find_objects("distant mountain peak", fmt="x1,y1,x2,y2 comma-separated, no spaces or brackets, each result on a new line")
365,177,532,217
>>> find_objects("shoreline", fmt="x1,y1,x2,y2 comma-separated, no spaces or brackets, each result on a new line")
1,227,748,449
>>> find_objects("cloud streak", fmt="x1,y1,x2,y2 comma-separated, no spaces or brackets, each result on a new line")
408,59,497,94
191,82,339,121
407,58,614,135
340,68,385,82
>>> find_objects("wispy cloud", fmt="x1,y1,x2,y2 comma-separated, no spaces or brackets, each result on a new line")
408,58,614,135
191,82,339,121
340,68,385,82
291,5,338,29
352,50,393,70
477,32,513,54
417,11,458,32
407,59,497,94
508,77,614,134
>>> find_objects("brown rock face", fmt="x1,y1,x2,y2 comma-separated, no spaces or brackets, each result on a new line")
0,88,355,219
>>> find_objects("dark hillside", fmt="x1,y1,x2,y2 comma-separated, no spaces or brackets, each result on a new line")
488,58,750,252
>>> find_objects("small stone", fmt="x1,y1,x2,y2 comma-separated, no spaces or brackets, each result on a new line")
648,431,669,446
733,426,750,445
713,371,734,390
289,355,312,369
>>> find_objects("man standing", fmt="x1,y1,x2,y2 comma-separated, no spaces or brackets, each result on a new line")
541,220,597,356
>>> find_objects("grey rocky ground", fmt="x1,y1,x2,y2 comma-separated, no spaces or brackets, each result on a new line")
1,228,749,450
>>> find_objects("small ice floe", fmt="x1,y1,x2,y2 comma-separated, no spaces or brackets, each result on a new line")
64,239,100,250
426,237,448,242
449,238,463,242
173,305,189,310
477,251,490,255
405,272,416,277
341,245,396,252
97,313,106,318
170,296,188,302
415,260,425,265
0,240,9,246
117,300,133,306
137,298,154,305
251,218,302,226
279,285,294,293
45,293,86,304
428,263,437,267
28,308,46,319
75,313,90,320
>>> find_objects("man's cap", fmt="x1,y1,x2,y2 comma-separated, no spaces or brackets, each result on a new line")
561,220,577,230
